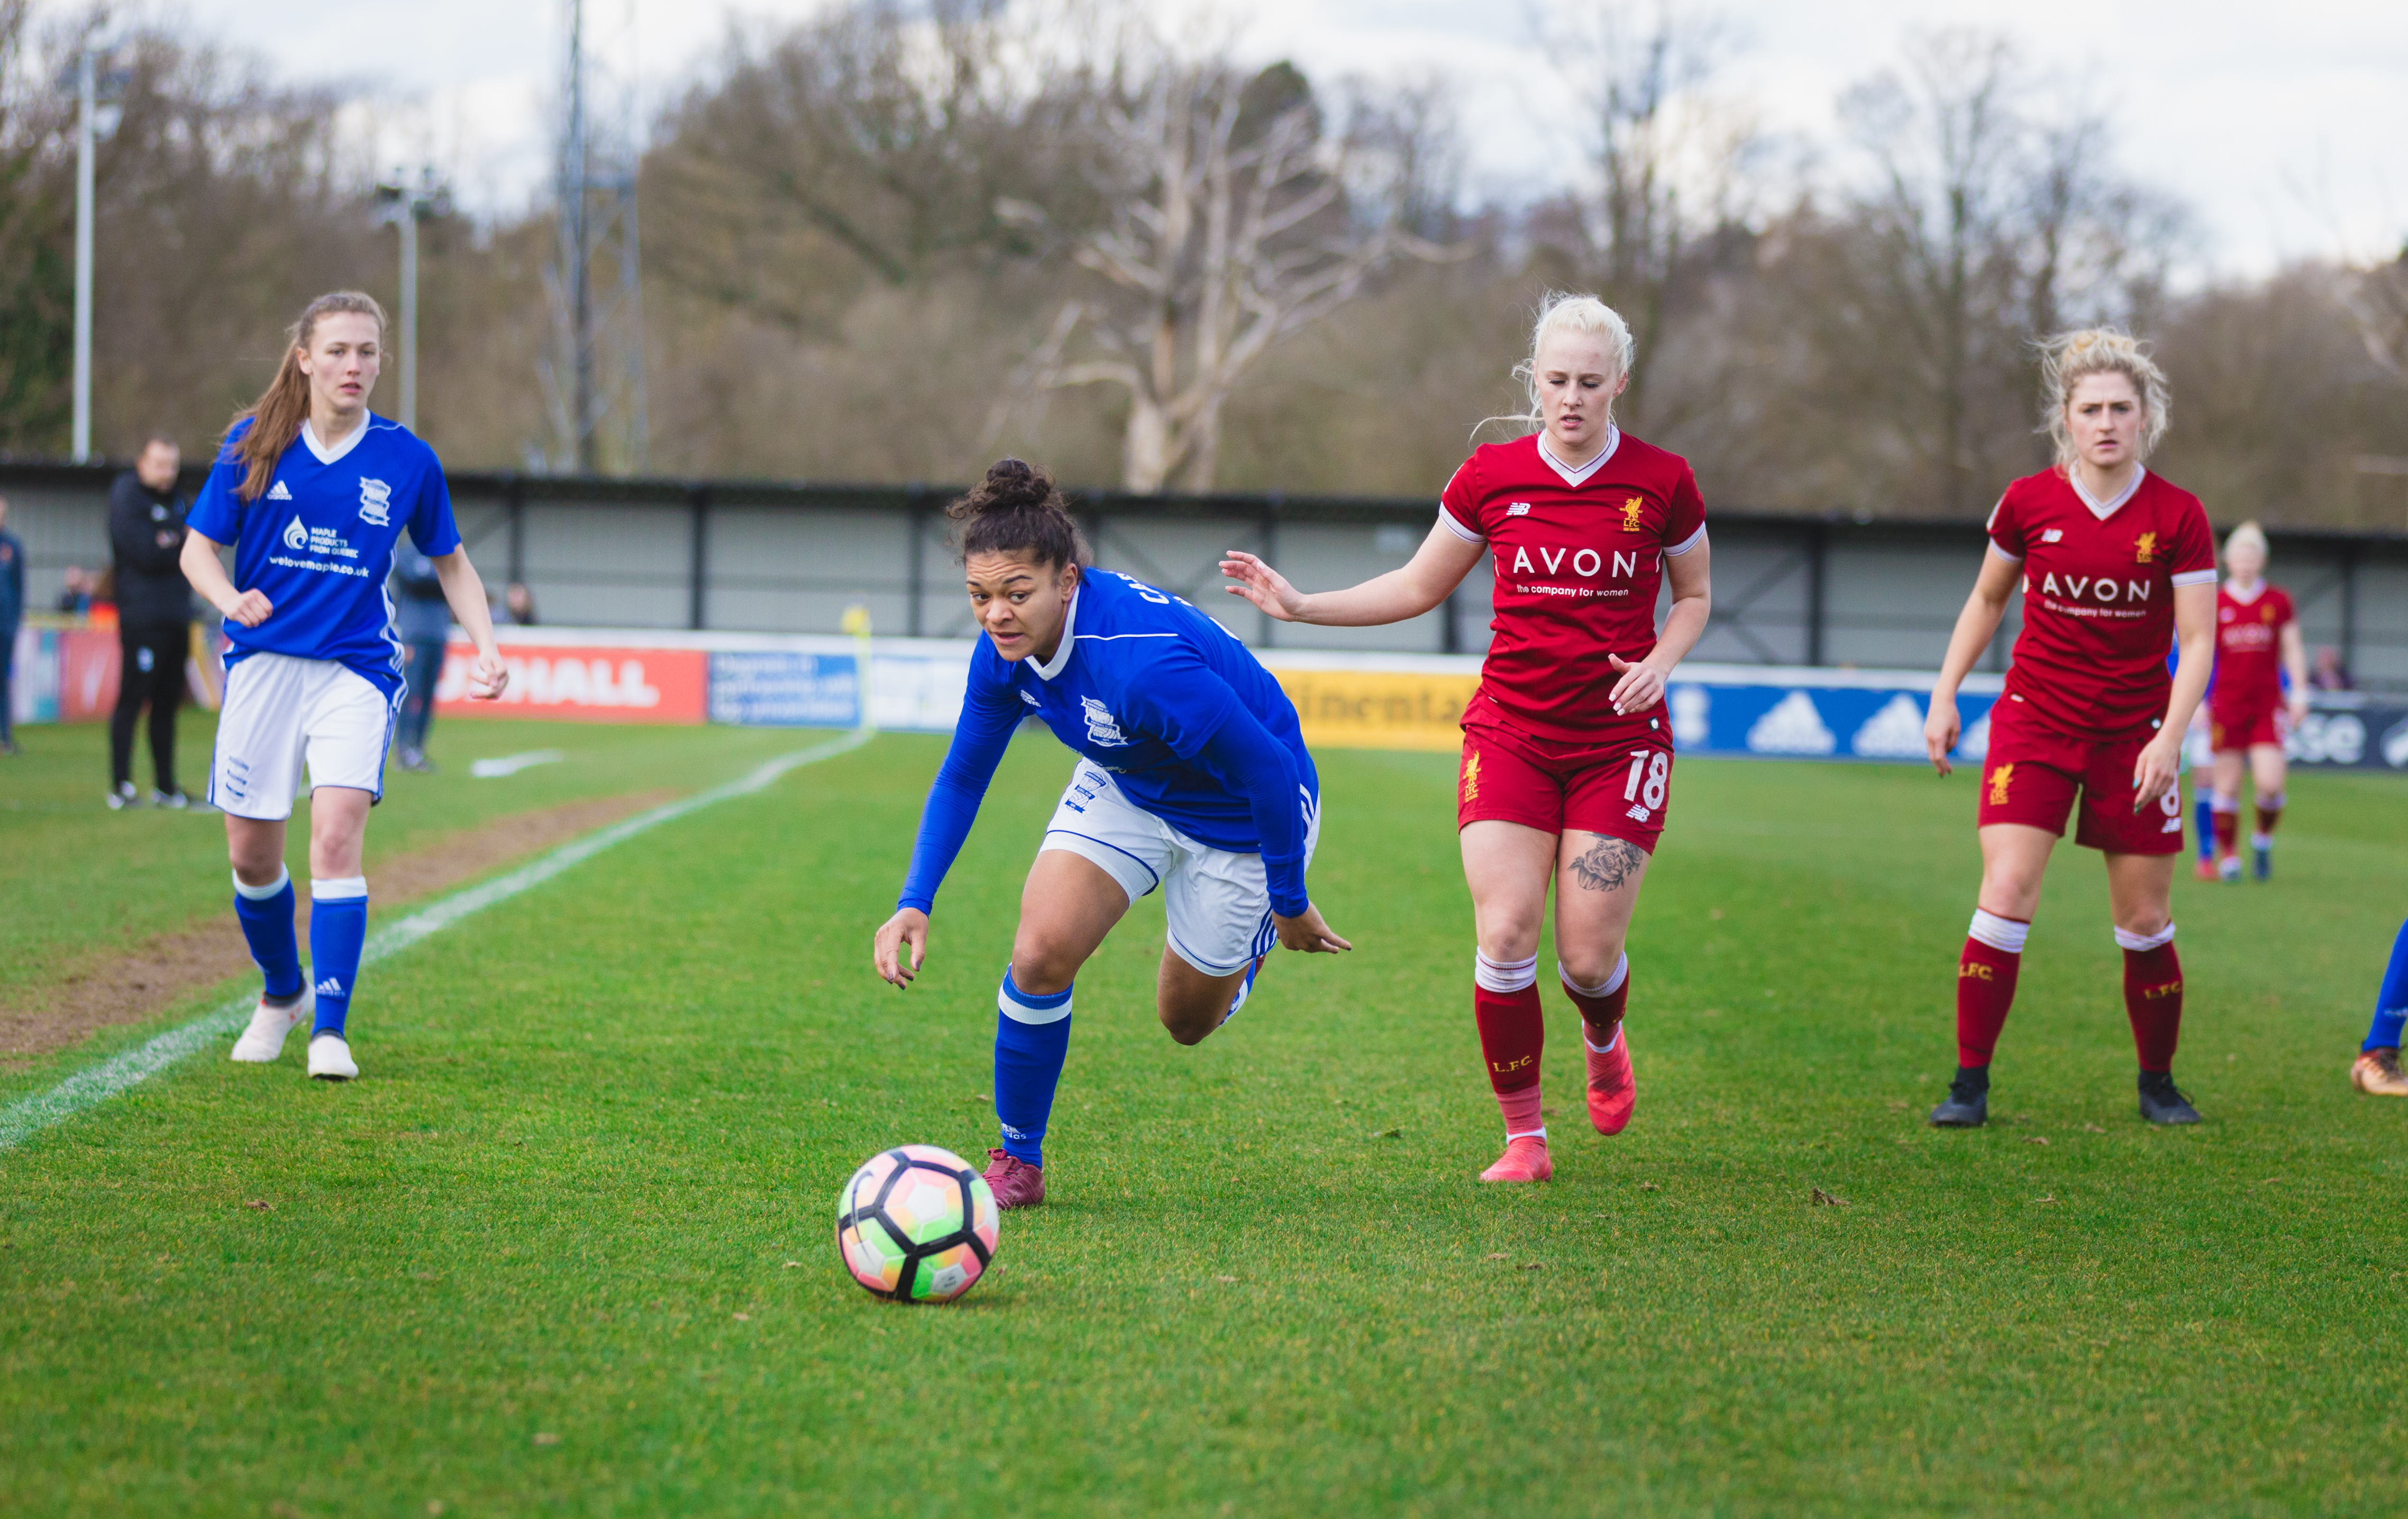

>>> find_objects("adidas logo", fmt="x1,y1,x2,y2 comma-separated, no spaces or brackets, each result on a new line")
267,481,292,501
315,976,343,996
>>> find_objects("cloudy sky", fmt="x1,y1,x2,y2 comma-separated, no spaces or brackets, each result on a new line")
158,0,2408,282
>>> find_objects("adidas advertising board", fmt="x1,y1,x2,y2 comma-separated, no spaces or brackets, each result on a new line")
25,617,2397,770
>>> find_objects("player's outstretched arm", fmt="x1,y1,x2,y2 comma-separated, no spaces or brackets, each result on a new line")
1925,549,2021,777
874,907,929,988
878,684,1023,990
1220,522,1483,628
432,549,509,699
180,531,272,627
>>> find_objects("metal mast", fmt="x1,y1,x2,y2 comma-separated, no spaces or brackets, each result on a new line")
71,47,94,462
543,0,646,475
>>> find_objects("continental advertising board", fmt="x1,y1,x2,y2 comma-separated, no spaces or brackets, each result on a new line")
24,621,2407,772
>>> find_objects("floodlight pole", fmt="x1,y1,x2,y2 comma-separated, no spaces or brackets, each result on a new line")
378,170,447,433
397,197,418,431
72,47,95,463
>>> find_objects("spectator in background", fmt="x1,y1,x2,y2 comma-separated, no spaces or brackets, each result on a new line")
57,565,93,616
0,493,22,756
501,581,537,626
2311,645,2352,692
389,539,450,772
107,435,195,808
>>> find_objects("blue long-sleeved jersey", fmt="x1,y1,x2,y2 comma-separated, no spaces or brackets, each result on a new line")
897,568,1319,917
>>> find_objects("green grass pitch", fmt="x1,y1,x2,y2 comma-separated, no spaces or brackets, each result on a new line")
4,716,2407,1515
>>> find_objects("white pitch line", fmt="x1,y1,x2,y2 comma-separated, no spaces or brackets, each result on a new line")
0,729,874,1156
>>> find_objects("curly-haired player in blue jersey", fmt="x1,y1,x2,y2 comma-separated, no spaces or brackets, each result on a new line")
179,291,509,1082
872,459,1351,1207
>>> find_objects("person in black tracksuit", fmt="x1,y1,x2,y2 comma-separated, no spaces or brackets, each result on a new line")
0,492,23,756
109,436,196,807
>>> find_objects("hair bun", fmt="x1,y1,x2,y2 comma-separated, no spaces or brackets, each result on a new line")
981,458,1044,511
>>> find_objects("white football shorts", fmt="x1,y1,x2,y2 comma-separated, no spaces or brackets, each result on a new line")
1038,759,1321,977
208,653,399,821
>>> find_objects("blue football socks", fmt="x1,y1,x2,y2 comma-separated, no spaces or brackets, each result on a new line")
2193,792,2213,860
994,967,1073,1168
2362,917,2408,1053
232,867,305,1002
309,876,369,1039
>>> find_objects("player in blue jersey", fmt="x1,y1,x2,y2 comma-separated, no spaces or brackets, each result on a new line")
872,459,1350,1207
178,291,508,1081
2350,918,2408,1097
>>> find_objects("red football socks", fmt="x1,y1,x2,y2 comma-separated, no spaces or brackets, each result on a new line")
2210,802,2240,857
2254,793,2283,839
2117,925,2184,1071
1956,910,2029,1067
1474,951,1545,1135
1561,954,1630,1085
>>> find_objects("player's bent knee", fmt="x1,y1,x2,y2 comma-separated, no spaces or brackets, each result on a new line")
1008,942,1081,998
1158,1007,1214,1047
1558,944,1625,989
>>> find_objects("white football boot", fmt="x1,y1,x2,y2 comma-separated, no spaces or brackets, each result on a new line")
230,986,315,1063
307,1032,359,1082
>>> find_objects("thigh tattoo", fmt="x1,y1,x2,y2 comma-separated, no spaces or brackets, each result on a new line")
1570,834,1647,893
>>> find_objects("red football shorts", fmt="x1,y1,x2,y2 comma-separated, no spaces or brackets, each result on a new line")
2208,700,2284,751
1457,713,1672,853
1976,705,2182,855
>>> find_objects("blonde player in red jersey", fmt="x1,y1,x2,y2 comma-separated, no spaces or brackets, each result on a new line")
2205,521,2307,881
1923,331,2218,1128
1221,293,1712,1184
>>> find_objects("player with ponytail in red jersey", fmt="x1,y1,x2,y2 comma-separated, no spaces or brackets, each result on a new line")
1923,330,2218,1128
1222,293,1711,1184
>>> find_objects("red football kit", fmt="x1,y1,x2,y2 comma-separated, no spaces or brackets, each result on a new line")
2208,581,2296,750
1977,466,2216,854
1439,428,1707,852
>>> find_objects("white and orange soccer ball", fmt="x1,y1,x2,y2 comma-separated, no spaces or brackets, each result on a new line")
836,1145,1000,1304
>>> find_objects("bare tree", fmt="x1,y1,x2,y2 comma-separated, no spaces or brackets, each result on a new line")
0,2,373,458
644,1,1080,336
1529,0,1753,426
1006,44,1453,492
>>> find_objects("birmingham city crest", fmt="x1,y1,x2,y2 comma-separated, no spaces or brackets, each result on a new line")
358,476,393,527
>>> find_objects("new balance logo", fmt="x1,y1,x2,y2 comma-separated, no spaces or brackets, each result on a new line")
1626,803,1650,823
315,976,343,996
267,481,292,501
1506,502,1531,516
2040,528,2062,542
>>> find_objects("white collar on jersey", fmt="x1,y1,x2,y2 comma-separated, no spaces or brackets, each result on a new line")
2068,462,2147,521
1538,425,1621,488
1030,580,1080,681
2223,577,2265,605
301,416,375,468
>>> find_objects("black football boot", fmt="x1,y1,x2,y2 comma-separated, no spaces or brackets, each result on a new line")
1929,1066,1990,1127
2137,1069,2202,1125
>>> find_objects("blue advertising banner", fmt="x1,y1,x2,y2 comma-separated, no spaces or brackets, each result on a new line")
1666,680,2001,763
707,651,861,727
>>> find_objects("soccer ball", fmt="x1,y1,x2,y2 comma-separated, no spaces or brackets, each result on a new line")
836,1145,999,1304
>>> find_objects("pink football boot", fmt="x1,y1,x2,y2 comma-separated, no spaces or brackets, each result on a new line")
982,1149,1046,1209
1586,1028,1636,1135
1479,1135,1553,1183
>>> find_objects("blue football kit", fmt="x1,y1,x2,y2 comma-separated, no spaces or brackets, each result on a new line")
194,413,461,1056
188,415,462,699
899,567,1319,916
895,567,1324,1177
